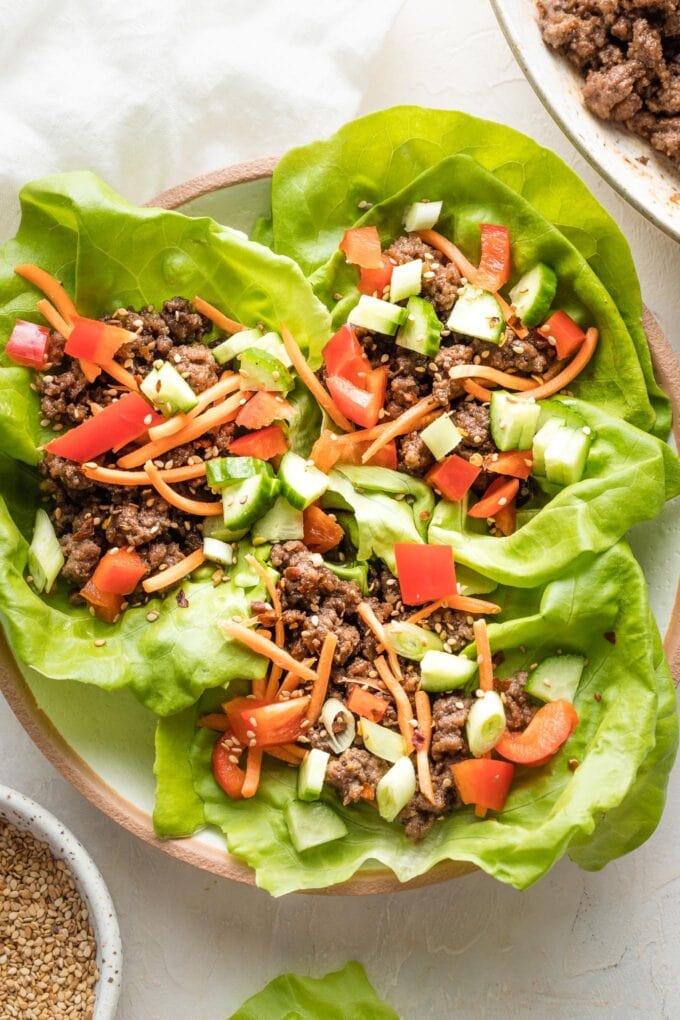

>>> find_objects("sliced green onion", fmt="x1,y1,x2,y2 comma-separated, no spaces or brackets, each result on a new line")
297,748,330,802
384,621,443,662
320,698,356,753
27,509,64,594
202,537,234,566
466,690,506,757
359,718,405,763
376,757,417,822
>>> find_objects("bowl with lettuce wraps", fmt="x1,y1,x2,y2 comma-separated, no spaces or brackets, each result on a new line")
0,106,678,896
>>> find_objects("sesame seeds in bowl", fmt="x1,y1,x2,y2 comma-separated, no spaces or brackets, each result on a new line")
0,785,121,1020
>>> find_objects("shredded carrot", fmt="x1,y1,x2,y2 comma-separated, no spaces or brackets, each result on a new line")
193,295,245,335
98,359,139,392
473,618,494,692
276,659,315,699
252,677,266,698
143,460,222,515
246,554,284,695
142,547,205,593
266,744,307,765
198,712,231,731
517,328,599,401
36,298,72,337
360,395,441,464
414,690,435,805
406,594,501,625
15,264,78,323
357,602,403,684
463,379,493,402
81,461,207,486
80,360,102,383
444,364,538,391
305,632,338,724
280,324,355,433
117,391,244,469
241,748,263,798
146,373,241,441
475,805,488,819
219,620,318,681
374,656,414,754
147,414,188,442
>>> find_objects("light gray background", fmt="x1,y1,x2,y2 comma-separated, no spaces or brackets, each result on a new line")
1,3,678,1017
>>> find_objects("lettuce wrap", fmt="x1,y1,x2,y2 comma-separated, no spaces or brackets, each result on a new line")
0,174,329,714
153,542,678,895
256,106,669,438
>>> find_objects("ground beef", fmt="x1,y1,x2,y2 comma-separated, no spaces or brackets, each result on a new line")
495,670,538,730
426,609,475,653
398,430,435,475
384,233,462,320
325,748,389,804
399,760,461,841
430,695,472,760
167,344,219,394
365,340,430,421
471,334,555,376
452,400,495,457
59,535,103,587
431,344,474,406
538,0,680,167
104,496,174,548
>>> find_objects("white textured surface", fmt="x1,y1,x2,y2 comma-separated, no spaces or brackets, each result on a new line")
1,3,679,1018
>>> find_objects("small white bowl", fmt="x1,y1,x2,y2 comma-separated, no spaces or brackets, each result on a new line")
0,784,122,1019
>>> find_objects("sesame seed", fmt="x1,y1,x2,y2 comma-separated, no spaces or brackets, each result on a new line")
146,611,160,622
93,639,106,648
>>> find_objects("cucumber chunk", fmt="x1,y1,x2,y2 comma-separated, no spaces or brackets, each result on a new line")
251,495,304,544
202,516,246,543
420,650,478,692
525,654,586,703
222,474,278,531
390,259,422,303
284,800,348,853
238,349,294,395
202,536,235,566
206,456,273,491
297,748,330,802
403,200,443,232
347,295,408,336
212,328,264,366
466,690,506,757
490,391,541,451
420,414,462,460
384,621,443,661
278,451,329,510
376,757,417,822
544,426,591,487
509,264,557,328
28,509,64,593
140,361,199,415
447,284,504,344
359,718,406,763
324,560,370,594
532,418,567,476
395,295,442,357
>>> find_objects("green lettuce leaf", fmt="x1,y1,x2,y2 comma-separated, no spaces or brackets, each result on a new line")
153,705,206,838
227,961,399,1020
429,397,680,586
264,106,668,437
155,543,676,895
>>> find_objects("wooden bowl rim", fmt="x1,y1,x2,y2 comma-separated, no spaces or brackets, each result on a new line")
1,158,678,896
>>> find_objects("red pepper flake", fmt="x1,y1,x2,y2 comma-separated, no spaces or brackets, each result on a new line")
594,692,602,702
603,631,616,644
176,589,189,608
568,759,579,772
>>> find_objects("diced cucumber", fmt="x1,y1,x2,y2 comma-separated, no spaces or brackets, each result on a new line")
206,456,273,491
140,361,199,415
347,295,408,336
297,748,330,802
251,495,304,545
249,332,293,367
532,418,566,476
420,650,478,692
27,509,64,593
284,800,348,853
202,536,235,566
212,328,264,366
202,516,246,543
359,718,406,763
544,426,591,487
376,757,417,823
509,263,557,328
222,474,278,531
447,284,504,344
390,259,422,303
455,564,498,596
420,414,462,461
384,621,443,661
466,691,506,757
525,654,586,704
278,451,329,510
324,560,370,595
403,200,443,232
490,391,541,452
238,349,294,395
395,295,442,357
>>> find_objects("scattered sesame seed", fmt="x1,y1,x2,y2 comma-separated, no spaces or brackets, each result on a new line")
146,611,160,622
93,639,106,648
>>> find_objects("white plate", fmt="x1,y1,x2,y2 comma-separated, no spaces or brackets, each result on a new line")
491,0,680,242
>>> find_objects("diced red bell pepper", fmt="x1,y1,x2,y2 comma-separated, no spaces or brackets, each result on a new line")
369,439,397,470
229,424,288,460
303,504,344,554
451,758,515,812
339,226,383,270
64,316,133,363
493,499,516,536
476,224,511,292
311,431,397,472
6,320,50,369
468,476,519,519
539,311,586,361
495,700,579,766
484,450,533,481
322,324,372,386
211,737,245,799
326,373,383,429
427,455,481,501
226,697,309,748
359,254,394,296
79,579,123,623
45,392,162,463
394,543,457,605
346,687,389,723
235,391,295,430
91,548,147,596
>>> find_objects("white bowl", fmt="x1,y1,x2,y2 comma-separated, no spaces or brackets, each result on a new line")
0,784,122,1019
491,0,680,242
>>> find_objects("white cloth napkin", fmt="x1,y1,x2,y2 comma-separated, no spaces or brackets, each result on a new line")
0,0,403,238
